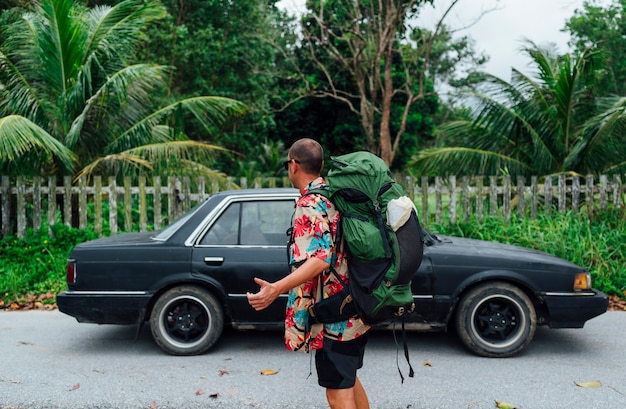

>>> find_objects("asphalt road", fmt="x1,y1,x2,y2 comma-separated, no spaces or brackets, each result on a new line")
0,310,624,409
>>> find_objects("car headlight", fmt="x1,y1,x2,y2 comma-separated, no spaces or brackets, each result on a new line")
573,272,592,291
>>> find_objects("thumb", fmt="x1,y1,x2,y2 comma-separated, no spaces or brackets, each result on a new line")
254,277,269,288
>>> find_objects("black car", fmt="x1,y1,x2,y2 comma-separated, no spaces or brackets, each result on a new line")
57,188,608,358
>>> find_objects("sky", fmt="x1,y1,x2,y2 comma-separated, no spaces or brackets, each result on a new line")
276,0,611,81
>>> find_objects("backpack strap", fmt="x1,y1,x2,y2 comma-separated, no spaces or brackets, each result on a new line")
393,316,415,383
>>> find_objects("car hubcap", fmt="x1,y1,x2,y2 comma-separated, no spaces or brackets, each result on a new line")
162,297,210,346
471,294,526,348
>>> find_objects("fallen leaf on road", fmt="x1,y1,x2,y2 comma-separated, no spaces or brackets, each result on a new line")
195,389,204,396
260,369,279,376
423,361,432,367
218,369,229,376
150,401,156,409
495,400,518,409
575,380,602,388
70,383,80,391
209,392,220,398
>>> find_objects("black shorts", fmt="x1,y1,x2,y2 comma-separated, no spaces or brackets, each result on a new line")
315,334,368,389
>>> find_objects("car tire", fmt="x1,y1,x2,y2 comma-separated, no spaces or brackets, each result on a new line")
150,286,224,356
455,282,536,358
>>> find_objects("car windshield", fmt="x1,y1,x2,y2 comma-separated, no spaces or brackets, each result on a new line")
153,200,206,241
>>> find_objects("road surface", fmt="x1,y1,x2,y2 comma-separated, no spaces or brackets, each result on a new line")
0,310,624,409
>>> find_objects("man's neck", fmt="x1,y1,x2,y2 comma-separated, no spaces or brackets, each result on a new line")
296,176,321,192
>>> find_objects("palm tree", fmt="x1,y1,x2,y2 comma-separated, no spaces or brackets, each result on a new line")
410,41,626,177
0,0,246,179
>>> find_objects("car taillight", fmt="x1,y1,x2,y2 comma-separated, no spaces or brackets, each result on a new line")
67,259,77,284
573,272,591,291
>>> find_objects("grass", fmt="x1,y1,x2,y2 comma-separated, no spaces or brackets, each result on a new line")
429,210,626,296
0,224,97,308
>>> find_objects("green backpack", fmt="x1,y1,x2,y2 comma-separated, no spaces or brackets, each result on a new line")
310,151,424,325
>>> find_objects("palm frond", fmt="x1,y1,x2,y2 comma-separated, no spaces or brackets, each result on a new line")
409,146,531,176
74,152,152,180
0,28,48,123
0,115,75,171
107,96,247,154
77,140,232,179
36,0,86,98
66,63,171,149
84,0,166,62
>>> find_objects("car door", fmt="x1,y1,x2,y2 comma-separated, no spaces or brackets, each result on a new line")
192,195,296,324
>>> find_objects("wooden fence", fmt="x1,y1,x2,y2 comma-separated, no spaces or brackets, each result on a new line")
1,174,624,238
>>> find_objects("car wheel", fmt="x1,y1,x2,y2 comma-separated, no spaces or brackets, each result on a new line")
150,286,224,356
455,282,536,358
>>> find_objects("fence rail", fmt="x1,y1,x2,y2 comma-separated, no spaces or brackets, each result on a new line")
1,174,624,238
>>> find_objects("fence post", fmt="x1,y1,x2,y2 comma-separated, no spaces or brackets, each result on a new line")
461,176,470,223
0,176,8,237
139,176,147,232
94,176,102,235
530,176,538,219
63,176,72,227
572,175,580,213
48,176,56,234
449,176,457,224
124,176,132,232
544,175,552,215
420,176,429,226
79,177,87,230
558,175,566,213
153,177,162,231
613,175,622,209
33,177,41,231
109,177,118,235
489,176,497,216
16,176,26,238
599,175,608,210
516,176,525,218
503,176,511,223
586,175,594,217
435,176,443,224
476,176,484,223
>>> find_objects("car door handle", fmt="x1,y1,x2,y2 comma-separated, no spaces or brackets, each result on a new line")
204,257,224,266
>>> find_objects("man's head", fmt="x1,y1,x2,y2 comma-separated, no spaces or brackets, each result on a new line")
286,138,324,189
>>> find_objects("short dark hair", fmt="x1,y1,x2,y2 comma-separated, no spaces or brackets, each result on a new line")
289,138,323,174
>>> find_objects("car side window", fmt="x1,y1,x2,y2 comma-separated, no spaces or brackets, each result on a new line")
200,202,240,245
200,199,294,246
240,200,294,245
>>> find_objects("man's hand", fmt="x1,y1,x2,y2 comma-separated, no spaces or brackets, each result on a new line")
246,277,280,311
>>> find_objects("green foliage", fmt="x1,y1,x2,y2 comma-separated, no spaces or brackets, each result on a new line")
136,0,280,165
0,0,247,179
429,211,626,296
0,224,97,305
565,0,626,96
412,41,626,177
274,0,453,166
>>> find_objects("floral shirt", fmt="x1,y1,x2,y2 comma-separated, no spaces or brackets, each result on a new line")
284,177,369,352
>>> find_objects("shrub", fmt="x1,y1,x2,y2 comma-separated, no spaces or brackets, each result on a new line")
429,210,626,296
0,225,97,307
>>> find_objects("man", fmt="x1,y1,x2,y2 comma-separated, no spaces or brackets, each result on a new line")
246,138,370,409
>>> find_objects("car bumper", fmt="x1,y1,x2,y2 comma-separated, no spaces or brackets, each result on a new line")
543,289,609,328
57,290,153,325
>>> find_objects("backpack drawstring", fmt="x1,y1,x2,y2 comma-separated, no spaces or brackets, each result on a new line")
392,316,415,383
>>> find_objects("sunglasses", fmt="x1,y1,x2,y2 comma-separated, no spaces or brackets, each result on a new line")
283,158,300,170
